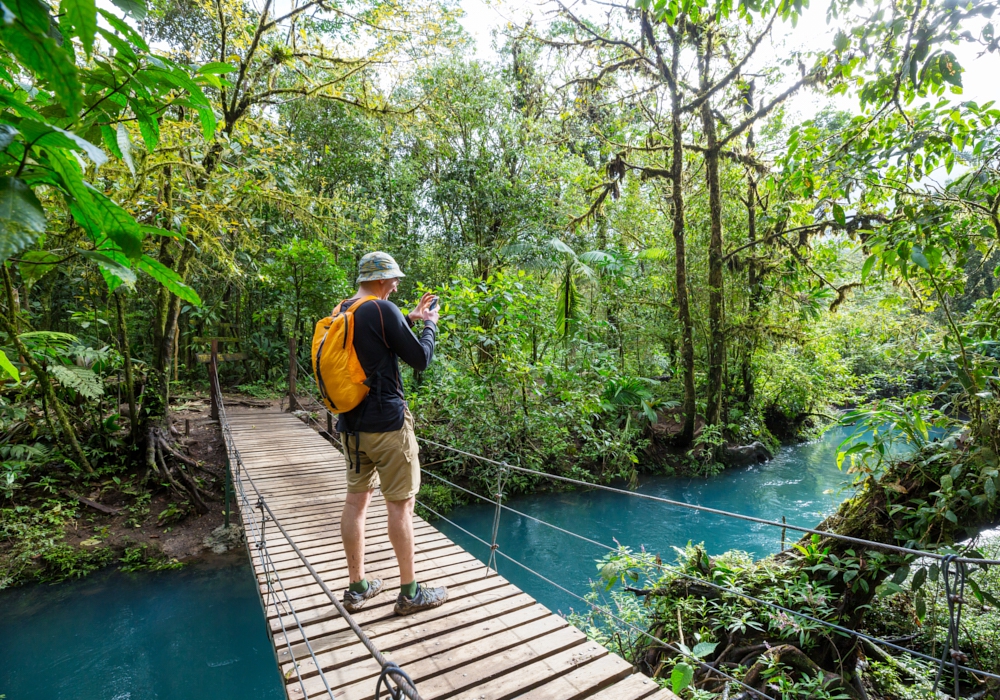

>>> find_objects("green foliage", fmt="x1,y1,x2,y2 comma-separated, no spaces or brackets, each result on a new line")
119,543,183,573
409,272,651,492
414,482,460,522
258,239,348,343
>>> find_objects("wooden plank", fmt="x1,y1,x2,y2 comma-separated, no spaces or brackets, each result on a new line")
191,336,240,343
222,409,666,700
513,653,634,699
315,624,589,700
195,351,248,363
587,672,673,699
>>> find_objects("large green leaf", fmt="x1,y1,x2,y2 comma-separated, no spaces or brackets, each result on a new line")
109,0,146,19
99,124,124,159
64,0,97,55
80,249,136,290
671,663,694,694
0,177,46,262
89,246,132,291
97,8,148,51
0,350,19,383
97,27,137,64
6,0,50,34
45,149,97,223
197,61,237,75
138,255,201,305
0,26,82,114
198,107,217,140
116,123,135,174
87,189,142,259
69,186,142,260
0,93,44,120
133,105,159,151
18,250,62,287
150,65,209,106
18,118,107,165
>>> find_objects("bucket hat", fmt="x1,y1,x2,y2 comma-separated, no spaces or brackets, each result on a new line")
356,251,405,284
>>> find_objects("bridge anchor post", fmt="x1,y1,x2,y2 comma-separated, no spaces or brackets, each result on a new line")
209,339,219,420
224,453,232,527
288,336,299,411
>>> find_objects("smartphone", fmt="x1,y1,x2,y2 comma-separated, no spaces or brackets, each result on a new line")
429,298,438,311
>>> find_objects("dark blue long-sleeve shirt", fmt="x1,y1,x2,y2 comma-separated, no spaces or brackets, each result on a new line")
334,298,436,433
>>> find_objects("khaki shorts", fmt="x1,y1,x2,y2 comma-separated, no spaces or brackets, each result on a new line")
341,409,421,502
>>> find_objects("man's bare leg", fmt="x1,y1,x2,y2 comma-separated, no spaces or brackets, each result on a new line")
385,496,415,584
342,490,373,583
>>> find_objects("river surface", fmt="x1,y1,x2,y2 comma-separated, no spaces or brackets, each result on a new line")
434,426,862,617
0,554,284,700
0,426,863,699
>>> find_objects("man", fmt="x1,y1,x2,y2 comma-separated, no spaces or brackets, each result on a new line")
336,251,447,616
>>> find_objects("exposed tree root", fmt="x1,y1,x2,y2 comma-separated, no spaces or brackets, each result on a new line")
145,426,211,513
732,645,862,700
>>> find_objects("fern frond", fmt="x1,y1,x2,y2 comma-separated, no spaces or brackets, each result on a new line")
48,364,104,399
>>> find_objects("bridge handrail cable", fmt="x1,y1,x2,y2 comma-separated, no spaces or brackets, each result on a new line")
290,358,998,567
215,368,422,700
290,359,994,696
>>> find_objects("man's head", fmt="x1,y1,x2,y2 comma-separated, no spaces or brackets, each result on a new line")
356,251,404,299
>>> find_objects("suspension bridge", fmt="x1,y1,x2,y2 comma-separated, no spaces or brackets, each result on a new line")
214,352,677,699
208,342,1000,700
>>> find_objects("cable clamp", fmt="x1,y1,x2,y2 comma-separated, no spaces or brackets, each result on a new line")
374,661,418,700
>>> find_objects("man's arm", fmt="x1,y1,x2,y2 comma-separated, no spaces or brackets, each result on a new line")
376,300,436,370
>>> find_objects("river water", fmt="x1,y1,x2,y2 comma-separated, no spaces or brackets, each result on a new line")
434,426,861,617
0,553,284,700
0,427,859,699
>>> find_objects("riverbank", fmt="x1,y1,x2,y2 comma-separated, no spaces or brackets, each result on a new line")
0,393,260,589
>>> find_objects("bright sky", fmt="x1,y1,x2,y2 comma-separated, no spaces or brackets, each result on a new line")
458,0,1000,115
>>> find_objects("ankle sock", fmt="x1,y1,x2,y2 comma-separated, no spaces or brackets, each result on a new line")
400,580,418,598
349,579,370,594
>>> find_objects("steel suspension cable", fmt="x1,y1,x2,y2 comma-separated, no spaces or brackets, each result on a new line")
215,372,423,700
414,437,1000,567
291,362,995,686
419,468,1000,683
225,405,336,698
293,356,994,563
414,498,771,700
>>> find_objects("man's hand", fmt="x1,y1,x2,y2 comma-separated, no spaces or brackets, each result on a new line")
408,292,440,325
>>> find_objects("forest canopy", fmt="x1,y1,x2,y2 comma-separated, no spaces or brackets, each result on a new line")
2,0,1000,695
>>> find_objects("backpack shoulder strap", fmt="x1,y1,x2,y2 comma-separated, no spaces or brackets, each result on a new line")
345,295,378,314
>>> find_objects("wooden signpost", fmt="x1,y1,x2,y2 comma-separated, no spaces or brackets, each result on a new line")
198,327,247,420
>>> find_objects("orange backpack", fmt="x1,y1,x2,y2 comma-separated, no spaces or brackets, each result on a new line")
311,296,378,414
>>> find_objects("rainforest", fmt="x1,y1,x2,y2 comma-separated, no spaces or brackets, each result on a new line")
2,0,1000,696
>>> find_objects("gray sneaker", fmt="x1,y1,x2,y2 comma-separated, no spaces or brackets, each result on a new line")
342,578,383,612
394,584,448,615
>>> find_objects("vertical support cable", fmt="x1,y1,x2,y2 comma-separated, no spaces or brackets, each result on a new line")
224,452,232,527
934,554,967,696
288,336,298,411
485,464,508,576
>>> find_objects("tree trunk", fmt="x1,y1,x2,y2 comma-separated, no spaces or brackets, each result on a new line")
157,240,195,412
114,290,138,441
742,96,761,405
0,312,93,472
741,172,761,404
669,42,697,447
701,32,726,427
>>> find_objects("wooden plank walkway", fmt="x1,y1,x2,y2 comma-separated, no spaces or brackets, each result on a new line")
225,409,678,700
